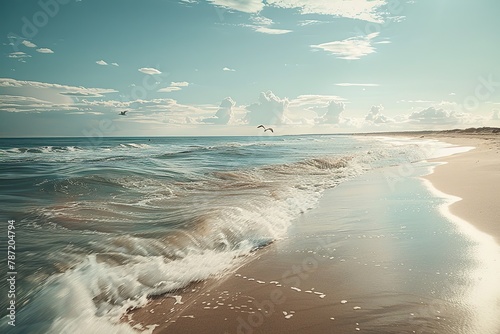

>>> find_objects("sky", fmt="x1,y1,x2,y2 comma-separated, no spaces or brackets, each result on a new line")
0,0,499,137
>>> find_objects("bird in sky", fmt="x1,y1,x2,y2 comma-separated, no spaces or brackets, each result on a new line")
119,110,128,116
257,125,274,133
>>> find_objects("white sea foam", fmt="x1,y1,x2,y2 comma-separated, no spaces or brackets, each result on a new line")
3,145,85,154
11,182,323,332
119,143,152,149
13,249,248,333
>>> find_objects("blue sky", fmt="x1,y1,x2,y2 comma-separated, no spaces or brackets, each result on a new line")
1,0,499,137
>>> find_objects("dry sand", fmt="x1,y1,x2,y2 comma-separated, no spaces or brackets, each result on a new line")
421,129,500,244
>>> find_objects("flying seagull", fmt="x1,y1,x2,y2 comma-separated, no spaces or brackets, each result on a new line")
119,110,128,116
257,125,274,133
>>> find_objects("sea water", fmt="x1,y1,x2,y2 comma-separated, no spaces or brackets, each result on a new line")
0,135,481,333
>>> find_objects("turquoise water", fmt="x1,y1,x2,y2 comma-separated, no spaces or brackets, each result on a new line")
0,135,480,333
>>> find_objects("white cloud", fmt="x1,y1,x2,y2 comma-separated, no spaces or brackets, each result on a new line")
365,105,392,123
298,20,322,26
242,15,292,34
405,102,485,126
77,98,216,125
311,32,379,60
336,83,379,87
250,15,273,26
289,94,346,108
398,99,435,104
316,100,345,124
138,67,162,75
8,52,31,59
0,95,79,113
158,81,189,93
207,0,264,13
66,111,105,116
97,60,119,66
157,86,182,93
130,98,207,114
170,81,189,87
0,95,50,105
287,94,346,121
408,107,460,125
245,91,289,125
0,81,223,126
204,97,236,124
36,48,54,54
0,78,118,98
223,67,236,71
266,0,387,23
207,0,388,22
206,0,388,22
253,26,292,34
113,98,217,125
21,40,37,48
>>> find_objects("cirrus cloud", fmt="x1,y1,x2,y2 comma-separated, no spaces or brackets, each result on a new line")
157,81,190,93
311,32,380,60
207,0,264,13
0,95,79,113
336,83,379,87
0,78,118,98
241,15,292,34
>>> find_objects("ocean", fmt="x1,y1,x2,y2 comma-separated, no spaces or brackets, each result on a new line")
0,135,483,333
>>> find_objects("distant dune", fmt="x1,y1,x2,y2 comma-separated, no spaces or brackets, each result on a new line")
362,126,500,137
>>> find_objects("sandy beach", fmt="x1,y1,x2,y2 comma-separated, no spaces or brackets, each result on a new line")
125,129,500,334
423,130,500,244
3,2,500,333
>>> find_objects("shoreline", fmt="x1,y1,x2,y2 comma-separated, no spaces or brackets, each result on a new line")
422,133,500,244
123,131,500,333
